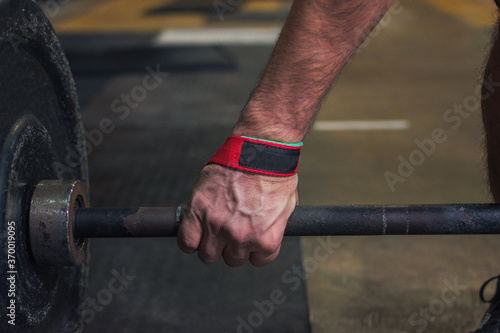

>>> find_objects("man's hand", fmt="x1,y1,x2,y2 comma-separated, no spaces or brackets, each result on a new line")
177,164,298,267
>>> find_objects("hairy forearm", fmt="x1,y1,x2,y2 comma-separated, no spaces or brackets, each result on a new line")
233,0,394,142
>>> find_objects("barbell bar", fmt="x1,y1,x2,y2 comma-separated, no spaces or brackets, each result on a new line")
29,180,500,267
74,204,500,238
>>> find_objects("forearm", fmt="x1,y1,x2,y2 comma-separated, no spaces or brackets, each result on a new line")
233,0,394,142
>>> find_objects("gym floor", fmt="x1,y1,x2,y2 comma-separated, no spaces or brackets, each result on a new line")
47,0,500,332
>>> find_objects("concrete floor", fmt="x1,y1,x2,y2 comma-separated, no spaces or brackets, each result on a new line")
50,0,500,332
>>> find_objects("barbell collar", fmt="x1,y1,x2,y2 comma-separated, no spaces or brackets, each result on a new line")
30,180,88,266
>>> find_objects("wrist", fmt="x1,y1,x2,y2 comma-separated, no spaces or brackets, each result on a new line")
232,110,306,144
232,91,311,143
207,135,302,177
232,126,304,144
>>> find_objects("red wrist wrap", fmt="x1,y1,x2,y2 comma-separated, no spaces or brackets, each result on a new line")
207,136,302,176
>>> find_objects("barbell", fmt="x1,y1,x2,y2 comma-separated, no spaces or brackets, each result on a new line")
28,179,500,268
0,0,498,332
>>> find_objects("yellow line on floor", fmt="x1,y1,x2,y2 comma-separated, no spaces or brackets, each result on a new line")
53,0,206,33
240,0,292,13
421,0,497,28
53,0,293,33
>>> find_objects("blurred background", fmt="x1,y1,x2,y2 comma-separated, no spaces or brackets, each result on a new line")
40,0,500,331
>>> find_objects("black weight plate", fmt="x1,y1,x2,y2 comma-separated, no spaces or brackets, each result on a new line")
0,0,89,332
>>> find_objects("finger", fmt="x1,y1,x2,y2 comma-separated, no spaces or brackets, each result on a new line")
177,211,203,254
197,231,226,264
222,244,251,267
247,208,290,267
249,243,282,267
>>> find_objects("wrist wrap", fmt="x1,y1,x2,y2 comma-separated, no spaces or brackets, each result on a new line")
207,136,302,176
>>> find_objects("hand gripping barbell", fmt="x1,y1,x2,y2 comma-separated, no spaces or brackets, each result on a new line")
2,0,499,331
29,179,500,266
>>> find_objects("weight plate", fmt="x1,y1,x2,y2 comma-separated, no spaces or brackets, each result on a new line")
0,0,89,332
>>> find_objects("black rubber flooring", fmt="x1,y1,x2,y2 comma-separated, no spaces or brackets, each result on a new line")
67,41,310,333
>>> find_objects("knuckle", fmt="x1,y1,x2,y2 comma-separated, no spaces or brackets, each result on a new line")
259,237,281,254
198,244,222,265
222,250,249,267
228,230,251,248
188,197,207,216
177,235,198,253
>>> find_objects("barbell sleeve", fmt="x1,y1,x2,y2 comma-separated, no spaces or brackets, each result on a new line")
73,204,500,238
